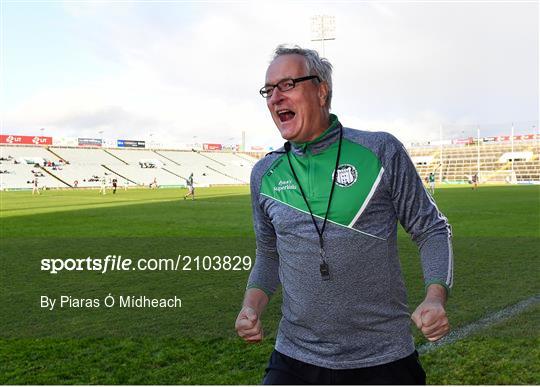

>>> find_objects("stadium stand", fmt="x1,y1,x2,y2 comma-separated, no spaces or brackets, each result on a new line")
48,147,126,188
0,146,70,190
151,150,243,185
1,138,538,190
409,140,540,184
194,152,255,183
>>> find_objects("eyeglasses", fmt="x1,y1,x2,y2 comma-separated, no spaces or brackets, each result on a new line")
259,75,321,98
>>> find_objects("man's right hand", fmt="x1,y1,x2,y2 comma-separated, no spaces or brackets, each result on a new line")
235,306,264,343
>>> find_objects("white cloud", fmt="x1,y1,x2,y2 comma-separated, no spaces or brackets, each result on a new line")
4,1,538,146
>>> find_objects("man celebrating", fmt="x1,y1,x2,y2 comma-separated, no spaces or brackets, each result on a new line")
235,45,453,384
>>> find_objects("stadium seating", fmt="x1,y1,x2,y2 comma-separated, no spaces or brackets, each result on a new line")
47,147,126,188
194,152,255,183
408,140,540,184
0,146,70,190
1,140,538,190
152,150,244,186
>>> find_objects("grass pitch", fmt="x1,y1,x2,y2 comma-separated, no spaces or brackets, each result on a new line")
1,185,539,384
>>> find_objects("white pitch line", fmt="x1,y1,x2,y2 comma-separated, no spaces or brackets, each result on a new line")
418,294,540,354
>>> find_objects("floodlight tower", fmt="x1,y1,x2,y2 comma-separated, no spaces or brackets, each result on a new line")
511,123,515,183
439,125,443,183
532,125,540,171
477,126,480,179
311,15,336,57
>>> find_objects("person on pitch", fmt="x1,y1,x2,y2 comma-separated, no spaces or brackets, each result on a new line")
471,173,478,190
183,173,195,200
428,172,436,194
235,45,454,385
99,175,107,195
32,177,40,195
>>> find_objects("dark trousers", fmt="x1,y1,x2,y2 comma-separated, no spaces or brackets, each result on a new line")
262,350,426,385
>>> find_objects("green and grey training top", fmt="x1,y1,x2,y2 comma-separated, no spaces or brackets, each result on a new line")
247,114,453,369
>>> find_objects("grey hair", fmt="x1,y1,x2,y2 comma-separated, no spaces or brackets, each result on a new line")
273,44,333,110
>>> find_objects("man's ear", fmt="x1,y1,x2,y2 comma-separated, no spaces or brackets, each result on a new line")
318,81,329,107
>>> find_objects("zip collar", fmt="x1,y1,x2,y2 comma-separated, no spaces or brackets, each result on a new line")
290,114,341,155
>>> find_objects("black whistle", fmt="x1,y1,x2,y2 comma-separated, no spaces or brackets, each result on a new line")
320,262,330,281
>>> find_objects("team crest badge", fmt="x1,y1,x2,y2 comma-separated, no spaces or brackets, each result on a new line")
334,164,358,187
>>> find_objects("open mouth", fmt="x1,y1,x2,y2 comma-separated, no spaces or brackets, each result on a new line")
277,109,296,123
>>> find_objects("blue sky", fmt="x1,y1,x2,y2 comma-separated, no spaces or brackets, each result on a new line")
2,1,538,148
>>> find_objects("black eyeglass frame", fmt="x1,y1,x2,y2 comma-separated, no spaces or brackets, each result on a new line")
259,75,321,98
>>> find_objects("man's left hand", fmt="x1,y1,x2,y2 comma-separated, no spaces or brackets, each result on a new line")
411,284,450,342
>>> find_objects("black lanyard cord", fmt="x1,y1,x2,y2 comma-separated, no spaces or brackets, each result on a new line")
284,126,343,255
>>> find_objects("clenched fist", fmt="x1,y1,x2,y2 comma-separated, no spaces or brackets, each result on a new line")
411,284,450,342
235,306,264,343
